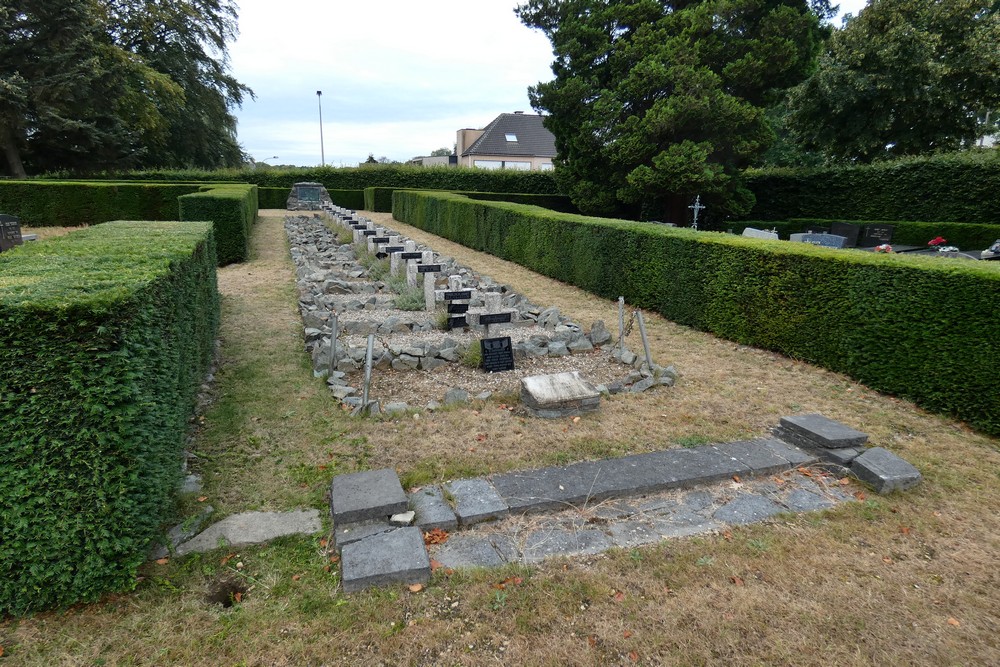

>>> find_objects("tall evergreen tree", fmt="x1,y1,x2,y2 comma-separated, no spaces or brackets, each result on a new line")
516,0,828,222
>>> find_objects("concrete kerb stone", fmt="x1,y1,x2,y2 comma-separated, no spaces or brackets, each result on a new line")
330,468,408,525
409,485,458,531
851,447,923,493
445,479,509,526
340,526,431,593
776,414,869,449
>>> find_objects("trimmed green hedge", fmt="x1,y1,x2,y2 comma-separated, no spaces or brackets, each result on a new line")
0,181,204,227
0,221,219,614
729,219,1000,249
395,190,1000,435
745,152,1000,223
260,187,365,210
179,184,258,265
364,186,577,214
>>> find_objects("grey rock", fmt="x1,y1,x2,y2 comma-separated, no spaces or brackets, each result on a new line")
401,345,426,358
390,511,415,525
421,357,447,371
443,387,470,405
150,505,215,559
384,402,409,415
522,528,611,563
546,341,570,356
179,474,202,495
409,486,458,531
620,350,637,365
445,478,509,526
818,447,863,466
568,337,595,353
340,527,430,593
438,347,460,362
433,534,519,569
777,414,869,449
175,510,322,556
330,468,408,525
391,354,420,371
589,320,612,346
851,447,922,494
713,494,784,525
475,391,492,401
336,358,358,373
783,489,836,512
629,377,657,393
330,385,356,400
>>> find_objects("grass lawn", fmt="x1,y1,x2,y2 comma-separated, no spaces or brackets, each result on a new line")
3,211,998,665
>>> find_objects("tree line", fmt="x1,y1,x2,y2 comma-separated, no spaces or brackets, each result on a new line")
517,0,1000,223
0,0,251,178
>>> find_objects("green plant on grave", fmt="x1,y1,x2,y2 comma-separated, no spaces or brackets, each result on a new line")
434,308,450,331
334,225,354,245
392,284,425,311
461,342,482,369
354,247,389,280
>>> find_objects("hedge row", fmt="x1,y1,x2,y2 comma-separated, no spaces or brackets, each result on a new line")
363,186,577,213
260,187,365,210
729,219,1000,250
744,151,1000,224
394,191,1000,435
179,184,258,265
0,181,204,227
0,221,220,614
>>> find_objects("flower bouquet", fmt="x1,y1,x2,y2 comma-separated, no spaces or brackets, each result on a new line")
928,236,958,252
874,244,893,253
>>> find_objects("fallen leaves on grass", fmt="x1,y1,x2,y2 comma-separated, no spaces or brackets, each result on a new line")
722,530,733,541
233,591,243,604
612,590,626,602
628,650,639,661
197,496,208,502
855,491,867,501
587,636,597,648
900,526,911,535
623,630,633,639
408,583,424,593
292,574,301,581
430,559,444,572
221,553,236,566
475,433,488,442
730,576,745,586
494,576,523,590
155,558,169,565
424,528,449,545
839,478,851,486
732,475,741,483
797,467,813,477
947,617,961,627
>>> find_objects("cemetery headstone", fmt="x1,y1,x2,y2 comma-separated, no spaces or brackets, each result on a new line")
829,222,861,248
0,214,23,253
741,227,779,241
801,233,848,249
803,225,829,234
480,336,515,373
287,182,331,210
982,239,1000,260
859,224,895,248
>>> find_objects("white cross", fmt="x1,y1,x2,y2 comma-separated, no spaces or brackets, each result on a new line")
689,195,705,230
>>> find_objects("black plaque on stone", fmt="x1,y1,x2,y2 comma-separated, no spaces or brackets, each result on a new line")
447,315,468,330
447,302,470,314
351,224,365,229
375,252,388,259
443,290,472,300
480,336,515,373
479,312,513,326
829,222,861,248
417,264,441,273
298,186,321,202
859,224,895,247
0,214,23,253
400,252,422,260
371,236,390,243
362,230,377,237
384,245,404,253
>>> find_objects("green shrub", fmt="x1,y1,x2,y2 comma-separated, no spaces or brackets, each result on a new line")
745,151,1000,223
259,187,291,209
179,184,258,265
0,221,219,614
395,190,1000,435
261,187,364,210
364,186,576,213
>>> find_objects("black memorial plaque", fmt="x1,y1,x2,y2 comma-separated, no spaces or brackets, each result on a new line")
362,230,377,237
0,214,23,253
447,315,468,330
375,252,388,259
384,245,404,253
417,264,442,273
859,224,895,248
400,252,422,260
479,312,513,326
371,236,390,243
443,290,472,300
480,336,515,373
298,187,321,202
829,222,861,248
447,302,470,314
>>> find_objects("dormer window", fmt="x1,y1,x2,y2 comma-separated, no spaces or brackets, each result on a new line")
505,133,518,142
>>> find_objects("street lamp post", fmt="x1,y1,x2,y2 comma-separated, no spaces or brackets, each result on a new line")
316,90,325,167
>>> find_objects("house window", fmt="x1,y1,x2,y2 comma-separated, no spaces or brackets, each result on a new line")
503,161,531,171
505,133,518,141
540,163,554,171
474,160,503,170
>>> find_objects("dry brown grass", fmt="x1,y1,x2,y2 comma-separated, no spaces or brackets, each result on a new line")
3,210,999,666
18,225,85,240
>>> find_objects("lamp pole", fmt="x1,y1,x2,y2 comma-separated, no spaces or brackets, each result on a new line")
316,90,325,167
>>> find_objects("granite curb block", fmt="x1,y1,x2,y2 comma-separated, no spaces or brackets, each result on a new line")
330,468,408,525
850,447,923,493
340,527,431,593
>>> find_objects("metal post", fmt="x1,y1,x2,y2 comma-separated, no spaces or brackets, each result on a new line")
316,90,325,167
618,296,625,353
327,313,339,377
636,310,653,369
361,334,374,409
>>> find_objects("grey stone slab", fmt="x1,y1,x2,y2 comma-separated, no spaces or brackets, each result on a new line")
682,490,715,511
333,520,394,551
432,534,518,569
150,505,215,559
608,520,663,548
778,414,869,449
522,528,612,564
713,494,784,525
783,489,836,512
817,447,862,466
330,468,408,525
445,478,509,526
650,520,723,539
590,500,638,520
750,438,817,467
710,439,798,476
340,527,431,593
521,372,600,409
409,485,458,531
851,447,922,494
176,510,322,555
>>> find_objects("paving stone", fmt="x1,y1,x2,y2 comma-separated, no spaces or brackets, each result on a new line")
176,510,322,555
783,489,836,512
608,520,663,548
522,528,612,563
817,447,863,466
650,519,723,539
589,500,638,520
432,534,519,569
409,485,458,531
340,527,431,593
682,490,715,511
711,439,813,475
713,494,785,525
445,479,509,526
777,414,868,449
150,505,214,559
851,447,922,494
755,437,818,466
330,468,408,525
637,498,676,513
333,521,394,551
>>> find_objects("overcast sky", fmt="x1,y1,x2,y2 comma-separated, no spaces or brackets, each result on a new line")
230,0,870,167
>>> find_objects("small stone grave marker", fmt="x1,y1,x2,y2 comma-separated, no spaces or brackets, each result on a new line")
801,233,848,249
0,214,23,252
741,227,779,241
481,336,515,373
829,222,861,248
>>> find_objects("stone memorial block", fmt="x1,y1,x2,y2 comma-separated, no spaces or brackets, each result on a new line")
789,233,809,243
859,224,895,248
521,372,601,419
481,336,515,373
0,214,23,252
829,222,861,247
287,182,330,210
741,227,779,241
804,225,829,234
801,233,848,249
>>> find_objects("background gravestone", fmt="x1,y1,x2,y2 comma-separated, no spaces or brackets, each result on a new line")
801,233,848,249
0,214,23,253
829,222,861,247
286,182,332,210
481,336,515,373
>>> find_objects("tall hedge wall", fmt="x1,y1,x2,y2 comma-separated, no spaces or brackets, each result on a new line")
179,184,258,265
0,181,203,227
364,186,577,214
394,191,1000,435
0,221,219,614
260,187,365,210
745,152,1000,223
729,219,1000,249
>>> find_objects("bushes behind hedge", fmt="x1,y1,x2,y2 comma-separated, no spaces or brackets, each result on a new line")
745,151,1000,224
260,187,365,210
0,221,219,614
179,184,258,265
364,186,577,213
394,190,1000,435
0,181,204,227
729,219,1000,250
